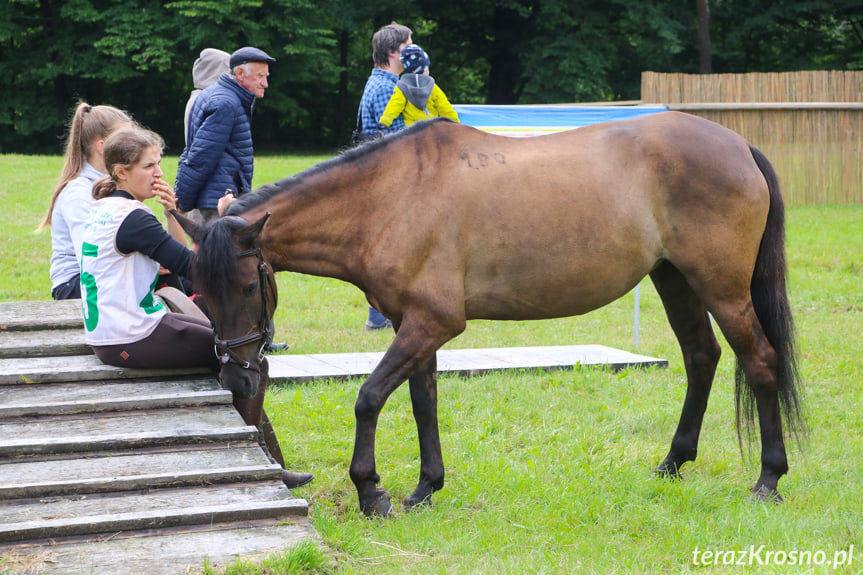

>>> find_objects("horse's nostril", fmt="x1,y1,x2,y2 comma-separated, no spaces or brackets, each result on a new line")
219,367,260,400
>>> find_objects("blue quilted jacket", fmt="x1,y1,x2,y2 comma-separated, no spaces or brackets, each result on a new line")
175,74,256,211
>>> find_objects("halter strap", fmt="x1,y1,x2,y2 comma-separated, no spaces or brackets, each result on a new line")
213,247,277,372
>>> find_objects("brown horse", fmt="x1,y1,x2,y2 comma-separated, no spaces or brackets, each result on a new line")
176,111,803,517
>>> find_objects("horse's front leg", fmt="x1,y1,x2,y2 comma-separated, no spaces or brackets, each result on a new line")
403,354,443,510
350,317,455,517
350,366,392,516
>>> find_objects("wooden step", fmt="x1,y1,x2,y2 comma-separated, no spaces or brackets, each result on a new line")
0,483,308,543
0,328,90,358
0,377,231,418
0,519,319,575
0,299,322,573
0,300,83,332
0,354,212,385
0,405,257,457
0,444,282,500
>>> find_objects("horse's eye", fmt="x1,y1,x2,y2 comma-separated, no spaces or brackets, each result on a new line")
243,282,258,297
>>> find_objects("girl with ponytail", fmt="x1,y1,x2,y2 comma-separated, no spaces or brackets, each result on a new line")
79,127,314,488
79,127,221,371
40,102,131,299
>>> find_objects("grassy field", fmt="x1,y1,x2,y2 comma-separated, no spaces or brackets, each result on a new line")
1,154,862,574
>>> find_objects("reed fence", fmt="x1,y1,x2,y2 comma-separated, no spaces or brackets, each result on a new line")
641,71,863,205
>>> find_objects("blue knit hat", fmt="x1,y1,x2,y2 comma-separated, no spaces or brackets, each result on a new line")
400,44,429,74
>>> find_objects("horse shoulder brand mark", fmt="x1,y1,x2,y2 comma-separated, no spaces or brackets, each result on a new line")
460,151,506,169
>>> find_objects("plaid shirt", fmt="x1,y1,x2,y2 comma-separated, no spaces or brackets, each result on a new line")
357,68,405,134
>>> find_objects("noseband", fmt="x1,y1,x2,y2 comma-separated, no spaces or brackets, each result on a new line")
214,247,277,372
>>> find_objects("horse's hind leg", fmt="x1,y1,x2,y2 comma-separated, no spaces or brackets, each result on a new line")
706,300,789,500
403,355,445,510
650,262,722,478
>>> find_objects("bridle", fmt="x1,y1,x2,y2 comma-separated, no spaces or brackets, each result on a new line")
213,247,277,372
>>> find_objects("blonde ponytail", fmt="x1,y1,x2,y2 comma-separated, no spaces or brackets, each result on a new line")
38,102,131,230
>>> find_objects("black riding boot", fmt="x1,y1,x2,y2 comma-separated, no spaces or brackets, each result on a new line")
232,359,314,489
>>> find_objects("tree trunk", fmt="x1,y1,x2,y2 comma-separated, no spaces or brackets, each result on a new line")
697,0,712,73
486,4,525,104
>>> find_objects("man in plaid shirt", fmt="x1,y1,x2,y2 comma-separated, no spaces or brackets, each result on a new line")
354,22,413,330
355,22,413,141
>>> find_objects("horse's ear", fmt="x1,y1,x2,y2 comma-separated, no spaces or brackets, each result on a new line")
171,210,204,244
238,212,271,247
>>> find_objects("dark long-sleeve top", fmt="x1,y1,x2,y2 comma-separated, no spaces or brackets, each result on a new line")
112,191,193,275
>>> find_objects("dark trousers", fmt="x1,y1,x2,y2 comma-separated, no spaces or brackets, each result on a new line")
92,313,218,370
52,274,81,300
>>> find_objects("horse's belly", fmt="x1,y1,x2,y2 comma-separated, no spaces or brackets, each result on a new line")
463,263,650,321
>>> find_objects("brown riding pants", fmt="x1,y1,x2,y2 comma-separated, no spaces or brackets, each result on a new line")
92,313,219,370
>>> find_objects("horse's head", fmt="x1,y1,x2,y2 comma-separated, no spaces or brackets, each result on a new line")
174,211,276,399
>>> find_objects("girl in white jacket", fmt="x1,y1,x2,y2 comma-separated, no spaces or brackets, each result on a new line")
80,127,216,370
39,102,131,299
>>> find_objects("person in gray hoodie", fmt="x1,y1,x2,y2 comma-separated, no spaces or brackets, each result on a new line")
183,48,231,144
379,44,459,128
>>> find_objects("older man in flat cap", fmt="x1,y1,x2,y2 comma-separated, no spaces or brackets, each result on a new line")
175,47,275,225
175,47,315,489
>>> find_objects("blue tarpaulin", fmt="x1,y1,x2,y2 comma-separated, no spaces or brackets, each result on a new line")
451,104,669,137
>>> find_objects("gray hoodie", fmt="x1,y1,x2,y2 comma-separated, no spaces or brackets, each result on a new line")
184,48,231,143
397,73,436,114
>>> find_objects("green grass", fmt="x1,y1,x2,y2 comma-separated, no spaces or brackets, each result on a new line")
201,540,330,574
1,154,862,574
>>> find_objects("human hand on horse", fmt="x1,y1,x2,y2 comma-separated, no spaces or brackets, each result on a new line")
217,192,236,216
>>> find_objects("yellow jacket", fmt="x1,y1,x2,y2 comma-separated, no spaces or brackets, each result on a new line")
379,75,459,127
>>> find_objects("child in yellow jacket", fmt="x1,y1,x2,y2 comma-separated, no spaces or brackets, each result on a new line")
379,44,459,128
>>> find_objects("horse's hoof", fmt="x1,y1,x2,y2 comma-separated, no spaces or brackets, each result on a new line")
361,490,393,518
403,493,432,512
749,485,783,504
654,460,682,480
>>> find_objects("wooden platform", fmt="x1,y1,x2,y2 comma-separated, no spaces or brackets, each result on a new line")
0,301,667,385
267,344,666,382
0,301,317,575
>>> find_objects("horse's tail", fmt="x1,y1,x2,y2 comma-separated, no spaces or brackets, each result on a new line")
735,145,805,448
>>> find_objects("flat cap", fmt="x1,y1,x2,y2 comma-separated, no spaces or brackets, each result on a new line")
229,47,276,69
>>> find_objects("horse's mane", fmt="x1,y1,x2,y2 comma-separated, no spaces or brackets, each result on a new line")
224,118,456,217
190,215,249,300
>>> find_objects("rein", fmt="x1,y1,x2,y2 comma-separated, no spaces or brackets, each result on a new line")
214,247,277,372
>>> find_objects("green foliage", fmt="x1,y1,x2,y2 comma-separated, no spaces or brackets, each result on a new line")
200,540,330,574
515,0,695,102
2,1,862,154
710,0,863,71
